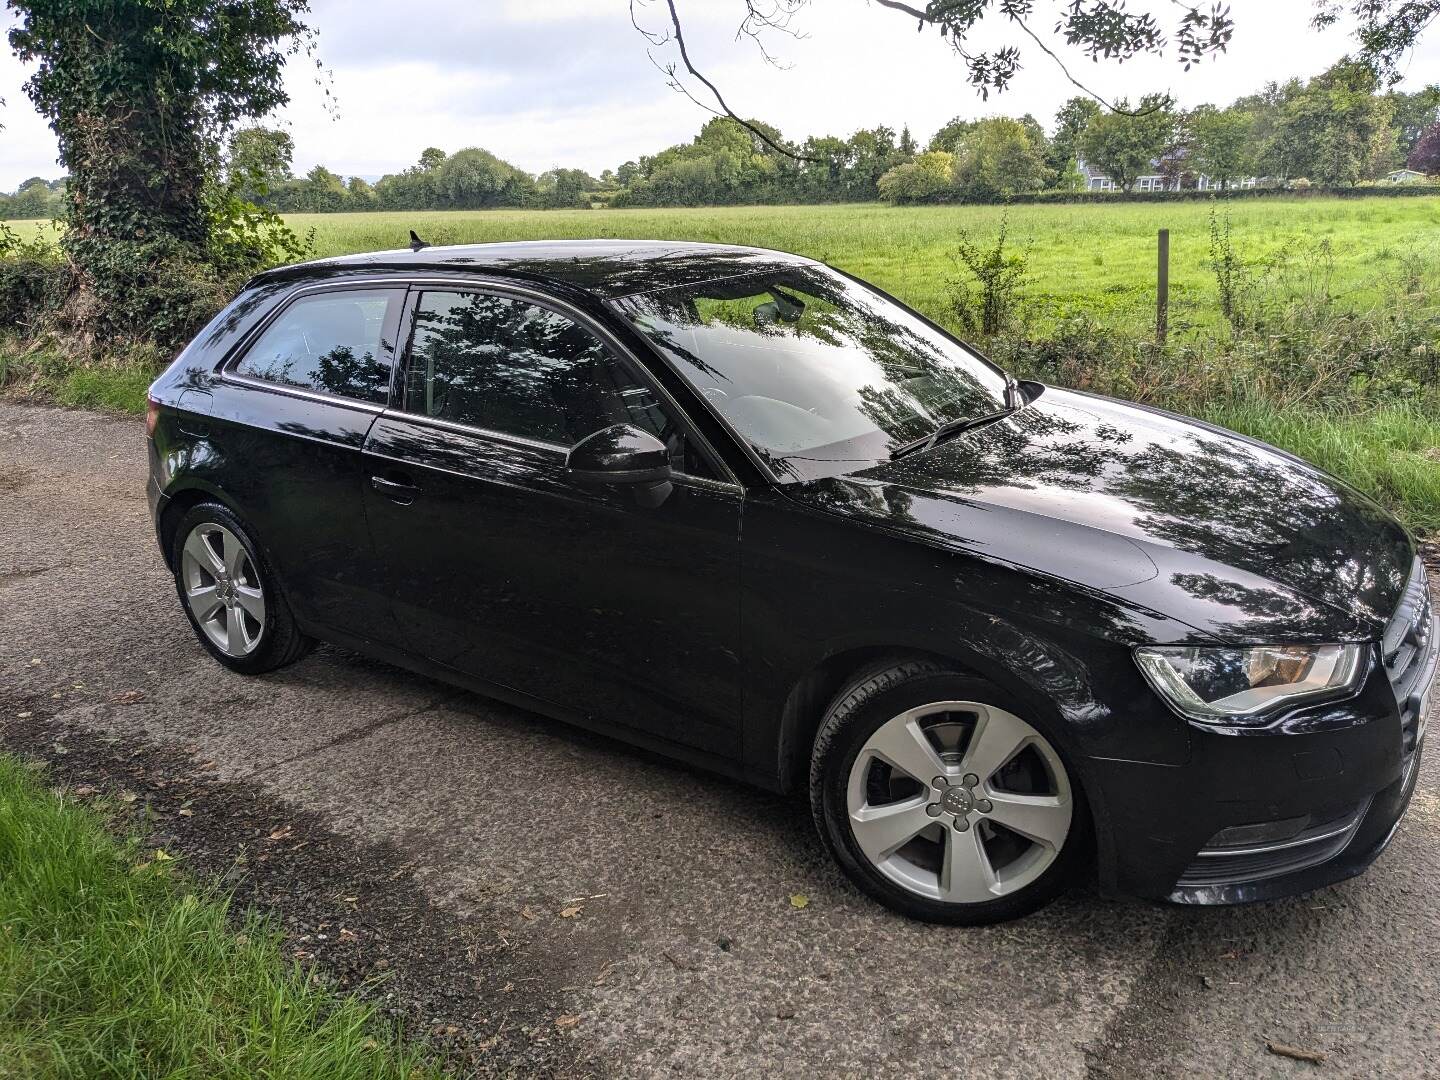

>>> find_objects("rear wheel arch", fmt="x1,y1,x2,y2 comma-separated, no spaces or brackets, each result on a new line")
158,484,248,570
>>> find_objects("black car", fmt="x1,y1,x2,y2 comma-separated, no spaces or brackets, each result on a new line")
146,240,1436,923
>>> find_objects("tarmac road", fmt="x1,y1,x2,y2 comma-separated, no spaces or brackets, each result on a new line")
2,400,1437,1078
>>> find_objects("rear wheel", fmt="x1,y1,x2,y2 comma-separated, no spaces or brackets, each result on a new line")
171,502,312,674
810,660,1086,924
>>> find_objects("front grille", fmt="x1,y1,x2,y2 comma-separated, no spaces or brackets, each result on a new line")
1175,799,1371,889
1383,558,1437,757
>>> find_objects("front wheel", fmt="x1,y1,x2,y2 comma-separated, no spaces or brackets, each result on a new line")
171,502,313,675
810,660,1087,924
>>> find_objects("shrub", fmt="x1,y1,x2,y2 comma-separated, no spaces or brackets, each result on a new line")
947,215,1032,336
877,152,954,204
0,224,69,336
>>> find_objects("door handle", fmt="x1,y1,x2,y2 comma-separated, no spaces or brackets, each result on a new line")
370,474,421,504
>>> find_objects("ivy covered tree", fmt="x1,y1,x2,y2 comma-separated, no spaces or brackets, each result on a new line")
7,0,313,342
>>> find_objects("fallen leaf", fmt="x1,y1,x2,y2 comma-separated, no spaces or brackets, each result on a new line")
554,1014,581,1030
789,893,809,910
153,849,173,862
558,905,582,919
1266,1041,1325,1065
73,785,98,797
268,825,293,841
338,928,358,942
178,808,194,817
109,690,146,705
519,905,537,920
118,791,138,804
475,1034,500,1051
197,761,217,772
16,712,32,719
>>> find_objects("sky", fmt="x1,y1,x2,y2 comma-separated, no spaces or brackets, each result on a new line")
2,0,1439,191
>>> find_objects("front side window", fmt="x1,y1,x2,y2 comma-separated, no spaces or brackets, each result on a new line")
234,290,400,404
613,265,1010,481
401,291,715,478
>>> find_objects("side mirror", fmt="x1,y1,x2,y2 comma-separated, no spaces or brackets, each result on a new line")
566,424,672,486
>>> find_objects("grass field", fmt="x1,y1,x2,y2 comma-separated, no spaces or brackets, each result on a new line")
261,196,1440,337
0,755,435,1078
10,195,1440,336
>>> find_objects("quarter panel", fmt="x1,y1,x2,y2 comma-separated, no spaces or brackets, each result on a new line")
738,491,1197,792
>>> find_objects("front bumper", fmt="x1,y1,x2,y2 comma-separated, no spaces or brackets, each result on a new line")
1093,570,1437,904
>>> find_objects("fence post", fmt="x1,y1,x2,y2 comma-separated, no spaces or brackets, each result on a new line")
1156,228,1169,346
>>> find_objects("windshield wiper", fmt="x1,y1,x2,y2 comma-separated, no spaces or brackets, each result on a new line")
889,379,1029,462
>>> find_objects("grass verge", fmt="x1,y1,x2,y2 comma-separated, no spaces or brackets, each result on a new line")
1,336,161,415
0,754,437,1079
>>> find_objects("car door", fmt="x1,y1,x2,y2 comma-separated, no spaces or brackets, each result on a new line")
209,283,406,641
360,284,744,758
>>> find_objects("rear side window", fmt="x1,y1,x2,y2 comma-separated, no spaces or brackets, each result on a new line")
234,289,401,404
403,290,661,446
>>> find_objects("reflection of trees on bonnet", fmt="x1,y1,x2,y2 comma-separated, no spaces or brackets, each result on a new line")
888,410,1133,494
1105,431,1403,624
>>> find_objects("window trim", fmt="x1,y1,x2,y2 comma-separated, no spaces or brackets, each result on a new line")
393,276,742,491
217,280,406,411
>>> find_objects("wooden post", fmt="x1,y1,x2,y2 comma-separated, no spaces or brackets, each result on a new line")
1156,228,1170,346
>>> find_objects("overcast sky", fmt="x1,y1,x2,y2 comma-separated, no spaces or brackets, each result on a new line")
3,0,1439,191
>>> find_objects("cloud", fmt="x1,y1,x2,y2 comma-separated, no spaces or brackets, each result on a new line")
3,0,1439,191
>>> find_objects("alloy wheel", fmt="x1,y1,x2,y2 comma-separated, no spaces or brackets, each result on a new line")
845,700,1072,903
180,522,266,657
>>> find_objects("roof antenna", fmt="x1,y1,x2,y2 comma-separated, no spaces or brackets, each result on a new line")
409,230,430,252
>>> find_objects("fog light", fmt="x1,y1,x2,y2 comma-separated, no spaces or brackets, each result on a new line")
1206,815,1309,849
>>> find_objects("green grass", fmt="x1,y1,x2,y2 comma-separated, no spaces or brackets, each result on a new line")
0,755,436,1079
256,196,1440,337
1199,403,1440,536
11,195,1440,337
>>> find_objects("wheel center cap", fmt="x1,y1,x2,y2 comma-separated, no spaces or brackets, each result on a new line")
940,786,973,815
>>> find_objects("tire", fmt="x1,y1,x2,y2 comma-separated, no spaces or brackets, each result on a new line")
810,659,1088,924
170,501,313,675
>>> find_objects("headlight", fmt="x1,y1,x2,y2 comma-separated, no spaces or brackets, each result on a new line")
1134,644,1366,725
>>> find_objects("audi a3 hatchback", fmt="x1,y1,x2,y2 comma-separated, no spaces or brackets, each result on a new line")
146,240,1436,923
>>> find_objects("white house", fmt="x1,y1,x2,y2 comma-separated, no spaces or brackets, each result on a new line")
1383,168,1427,183
1076,156,1261,193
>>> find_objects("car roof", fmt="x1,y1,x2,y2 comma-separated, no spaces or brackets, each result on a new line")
262,239,818,300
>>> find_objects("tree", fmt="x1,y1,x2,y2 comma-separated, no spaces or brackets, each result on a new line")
951,118,1052,201
434,147,535,209
8,179,57,219
536,167,597,208
346,176,377,208
8,0,313,339
417,147,447,172
877,151,954,204
1269,62,1396,184
226,126,294,202
1386,85,1440,161
929,115,978,153
1409,123,1440,174
1047,97,1101,172
1189,105,1255,190
1078,96,1175,192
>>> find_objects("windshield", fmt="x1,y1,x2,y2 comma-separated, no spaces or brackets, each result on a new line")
612,265,1011,481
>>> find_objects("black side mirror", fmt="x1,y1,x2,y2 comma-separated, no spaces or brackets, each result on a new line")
566,424,672,486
